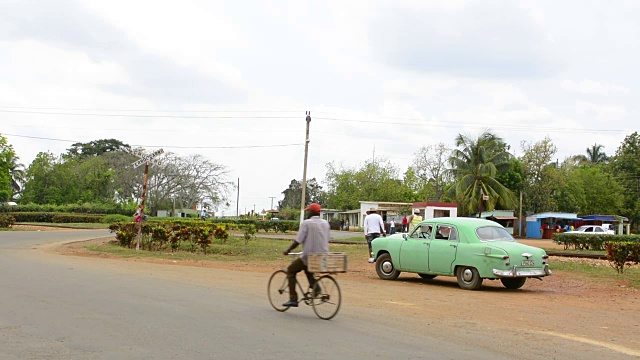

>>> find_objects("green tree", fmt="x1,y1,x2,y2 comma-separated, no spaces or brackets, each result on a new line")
66,139,131,158
402,166,433,203
572,143,608,165
445,131,515,216
21,152,58,204
411,143,451,200
278,178,324,209
520,137,559,214
0,134,18,201
610,132,640,228
324,158,409,210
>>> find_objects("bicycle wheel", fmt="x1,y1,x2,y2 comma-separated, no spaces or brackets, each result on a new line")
268,270,291,312
312,275,341,320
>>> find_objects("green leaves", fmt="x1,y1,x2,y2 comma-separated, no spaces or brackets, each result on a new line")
603,242,640,274
446,131,515,215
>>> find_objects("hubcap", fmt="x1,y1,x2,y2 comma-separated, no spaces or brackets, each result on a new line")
382,261,394,274
462,268,474,282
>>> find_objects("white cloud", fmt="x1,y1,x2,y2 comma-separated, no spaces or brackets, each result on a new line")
561,79,631,96
1,0,639,213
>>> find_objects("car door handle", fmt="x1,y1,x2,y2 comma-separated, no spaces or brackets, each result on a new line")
450,244,457,248
423,242,429,245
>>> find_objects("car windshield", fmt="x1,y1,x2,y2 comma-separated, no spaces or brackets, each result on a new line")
475,226,515,242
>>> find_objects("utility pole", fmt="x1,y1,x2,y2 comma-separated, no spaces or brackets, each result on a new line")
300,111,311,223
269,196,275,210
236,178,240,217
519,191,523,237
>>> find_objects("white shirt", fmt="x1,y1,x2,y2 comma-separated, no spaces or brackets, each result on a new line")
296,216,330,265
390,220,395,228
364,213,385,235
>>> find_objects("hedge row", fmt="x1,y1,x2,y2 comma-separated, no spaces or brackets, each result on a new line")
603,242,640,274
208,218,299,233
8,212,105,223
552,233,640,251
109,221,233,253
0,203,134,215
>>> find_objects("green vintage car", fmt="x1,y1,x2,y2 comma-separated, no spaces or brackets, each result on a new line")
371,217,551,290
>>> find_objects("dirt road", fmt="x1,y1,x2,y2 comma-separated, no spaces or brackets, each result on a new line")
53,236,640,359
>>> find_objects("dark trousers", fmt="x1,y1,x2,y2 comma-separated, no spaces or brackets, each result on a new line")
287,257,315,301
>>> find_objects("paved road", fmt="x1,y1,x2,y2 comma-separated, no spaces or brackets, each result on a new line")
0,231,635,359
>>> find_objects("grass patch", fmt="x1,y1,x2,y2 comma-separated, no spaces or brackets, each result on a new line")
551,261,640,288
85,236,369,263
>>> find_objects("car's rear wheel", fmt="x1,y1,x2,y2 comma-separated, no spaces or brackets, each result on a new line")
500,277,527,289
456,266,483,290
375,253,400,280
418,274,437,280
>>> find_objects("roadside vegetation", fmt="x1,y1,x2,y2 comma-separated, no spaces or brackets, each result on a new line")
81,235,640,289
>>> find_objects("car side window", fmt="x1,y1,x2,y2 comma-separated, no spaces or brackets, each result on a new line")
585,227,593,232
595,227,604,233
410,225,432,239
434,225,457,241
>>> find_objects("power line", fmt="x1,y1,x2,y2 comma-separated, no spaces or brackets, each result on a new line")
0,109,300,119
1,133,303,149
0,106,303,113
2,108,634,134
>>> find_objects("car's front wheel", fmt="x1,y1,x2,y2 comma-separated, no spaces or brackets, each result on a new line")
375,253,400,280
456,266,483,290
500,277,527,289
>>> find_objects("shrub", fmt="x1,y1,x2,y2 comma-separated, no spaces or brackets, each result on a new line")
603,242,640,274
552,233,640,251
213,225,229,243
0,213,16,228
0,203,135,215
329,218,341,230
8,212,105,223
242,224,256,245
101,214,131,223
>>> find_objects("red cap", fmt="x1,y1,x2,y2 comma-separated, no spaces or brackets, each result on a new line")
305,203,321,213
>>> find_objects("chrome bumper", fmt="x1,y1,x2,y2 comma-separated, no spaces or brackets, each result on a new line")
492,264,552,278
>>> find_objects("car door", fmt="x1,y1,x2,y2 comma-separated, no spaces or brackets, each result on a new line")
428,224,459,275
399,224,431,272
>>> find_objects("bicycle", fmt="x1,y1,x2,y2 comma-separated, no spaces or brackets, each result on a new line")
268,252,343,320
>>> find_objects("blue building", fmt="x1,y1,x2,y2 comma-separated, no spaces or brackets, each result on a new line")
525,212,581,239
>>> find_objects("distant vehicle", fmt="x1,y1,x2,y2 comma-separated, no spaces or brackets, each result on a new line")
1,202,17,206
571,225,614,235
271,218,280,221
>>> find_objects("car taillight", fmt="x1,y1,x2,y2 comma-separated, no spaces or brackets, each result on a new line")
502,255,509,260
505,262,511,266
542,255,549,259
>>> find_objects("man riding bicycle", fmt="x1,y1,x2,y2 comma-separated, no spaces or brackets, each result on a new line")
281,203,330,307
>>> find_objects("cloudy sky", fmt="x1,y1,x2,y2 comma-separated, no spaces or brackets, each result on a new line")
1,0,638,214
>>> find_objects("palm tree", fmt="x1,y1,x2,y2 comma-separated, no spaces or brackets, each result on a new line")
8,155,25,198
445,131,515,215
571,143,607,165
